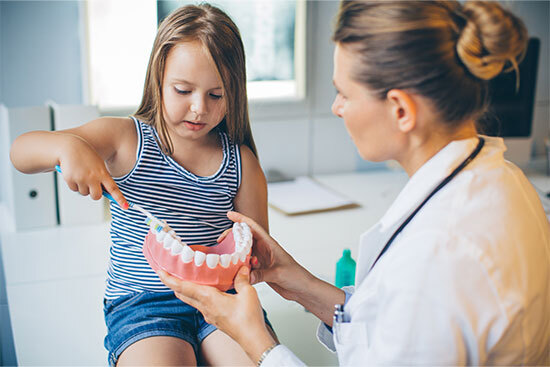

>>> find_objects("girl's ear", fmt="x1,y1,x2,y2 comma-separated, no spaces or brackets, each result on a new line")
386,89,417,133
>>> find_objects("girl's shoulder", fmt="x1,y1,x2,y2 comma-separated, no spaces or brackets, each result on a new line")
238,144,263,182
238,144,256,163
92,116,136,134
100,116,135,129
71,116,136,149
91,116,138,175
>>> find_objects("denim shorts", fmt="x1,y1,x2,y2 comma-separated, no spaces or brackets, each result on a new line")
103,290,273,366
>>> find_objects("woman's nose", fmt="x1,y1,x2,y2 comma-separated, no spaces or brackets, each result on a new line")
331,95,343,118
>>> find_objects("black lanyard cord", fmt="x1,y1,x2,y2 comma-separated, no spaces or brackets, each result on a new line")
369,137,486,272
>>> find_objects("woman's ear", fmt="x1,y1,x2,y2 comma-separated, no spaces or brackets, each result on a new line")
386,89,417,133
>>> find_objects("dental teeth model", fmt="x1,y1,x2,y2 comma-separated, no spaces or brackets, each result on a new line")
143,219,253,291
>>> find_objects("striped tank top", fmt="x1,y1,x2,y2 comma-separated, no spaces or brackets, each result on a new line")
105,117,242,299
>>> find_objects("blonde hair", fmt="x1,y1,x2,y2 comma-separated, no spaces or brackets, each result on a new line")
134,4,257,157
333,0,528,125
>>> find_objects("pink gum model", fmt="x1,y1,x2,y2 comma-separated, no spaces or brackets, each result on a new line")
143,229,251,291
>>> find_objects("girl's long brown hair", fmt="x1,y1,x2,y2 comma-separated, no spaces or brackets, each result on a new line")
134,4,257,157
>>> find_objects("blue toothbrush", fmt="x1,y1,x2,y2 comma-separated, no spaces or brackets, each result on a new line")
54,165,225,230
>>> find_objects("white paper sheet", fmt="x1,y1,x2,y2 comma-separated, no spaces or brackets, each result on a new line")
267,176,359,215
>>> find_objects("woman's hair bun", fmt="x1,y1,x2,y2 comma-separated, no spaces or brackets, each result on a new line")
456,1,527,81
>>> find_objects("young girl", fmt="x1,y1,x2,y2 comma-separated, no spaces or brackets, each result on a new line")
10,4,273,366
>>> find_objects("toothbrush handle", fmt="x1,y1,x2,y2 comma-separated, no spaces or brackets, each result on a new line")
54,164,118,203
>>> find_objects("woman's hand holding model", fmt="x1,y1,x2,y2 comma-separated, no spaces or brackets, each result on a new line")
159,265,274,364
159,211,280,363
159,210,345,363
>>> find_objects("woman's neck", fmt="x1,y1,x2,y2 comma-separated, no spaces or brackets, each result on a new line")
398,121,478,177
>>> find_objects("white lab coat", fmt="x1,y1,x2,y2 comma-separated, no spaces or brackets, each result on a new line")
262,136,550,366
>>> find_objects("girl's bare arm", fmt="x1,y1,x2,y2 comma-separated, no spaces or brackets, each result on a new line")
10,117,136,206
233,146,269,232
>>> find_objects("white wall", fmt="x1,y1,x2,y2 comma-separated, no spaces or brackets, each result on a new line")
250,1,358,178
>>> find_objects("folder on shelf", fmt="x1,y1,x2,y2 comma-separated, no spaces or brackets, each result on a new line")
0,105,58,230
267,176,359,216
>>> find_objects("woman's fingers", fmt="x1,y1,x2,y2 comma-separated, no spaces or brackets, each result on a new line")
250,267,264,285
227,211,268,239
227,211,274,258
233,266,251,293
158,270,199,298
157,270,219,310
216,228,232,243
157,270,204,309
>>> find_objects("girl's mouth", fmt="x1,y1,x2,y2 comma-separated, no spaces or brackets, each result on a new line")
183,120,206,131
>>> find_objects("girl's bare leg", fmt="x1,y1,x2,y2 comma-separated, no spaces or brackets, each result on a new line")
200,325,278,366
117,336,196,366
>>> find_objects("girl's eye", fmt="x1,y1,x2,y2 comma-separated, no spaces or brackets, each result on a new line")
175,87,190,95
209,93,223,99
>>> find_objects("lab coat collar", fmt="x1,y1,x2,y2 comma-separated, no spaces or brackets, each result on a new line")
379,135,505,232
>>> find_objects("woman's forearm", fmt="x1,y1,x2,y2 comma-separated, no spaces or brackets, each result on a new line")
239,324,278,365
294,274,346,326
279,266,346,326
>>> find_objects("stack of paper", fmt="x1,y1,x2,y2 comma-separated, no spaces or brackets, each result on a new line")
268,176,359,215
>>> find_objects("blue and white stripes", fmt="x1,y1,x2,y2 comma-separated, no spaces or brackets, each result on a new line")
104,117,242,299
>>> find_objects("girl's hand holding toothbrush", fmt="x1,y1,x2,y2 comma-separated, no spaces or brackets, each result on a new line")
57,141,129,209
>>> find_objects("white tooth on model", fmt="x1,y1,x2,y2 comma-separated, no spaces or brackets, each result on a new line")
156,230,167,243
181,246,194,263
220,254,231,268
234,233,243,246
239,250,247,262
206,254,220,269
245,238,253,252
171,241,183,255
163,236,176,249
194,251,206,266
234,227,243,239
231,252,240,265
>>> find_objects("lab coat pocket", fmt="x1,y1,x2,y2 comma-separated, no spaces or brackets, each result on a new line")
334,321,368,346
334,321,369,366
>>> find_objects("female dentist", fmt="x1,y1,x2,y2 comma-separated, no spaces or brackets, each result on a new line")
159,1,550,365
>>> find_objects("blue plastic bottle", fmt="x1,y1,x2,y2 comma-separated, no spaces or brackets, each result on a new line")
335,249,356,288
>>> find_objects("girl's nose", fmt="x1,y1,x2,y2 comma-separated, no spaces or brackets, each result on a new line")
191,95,208,116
